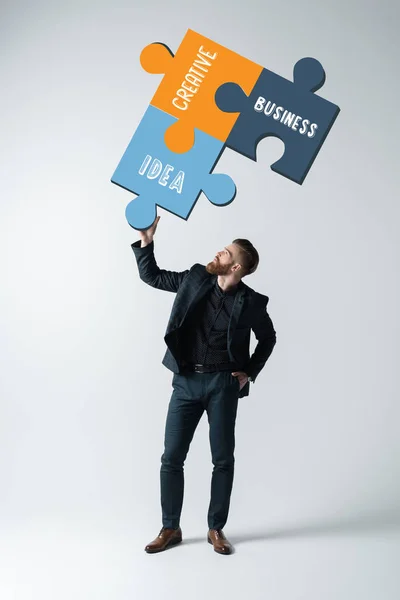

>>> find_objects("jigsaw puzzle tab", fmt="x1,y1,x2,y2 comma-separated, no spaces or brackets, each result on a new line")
215,57,340,184
140,29,262,154
111,105,236,231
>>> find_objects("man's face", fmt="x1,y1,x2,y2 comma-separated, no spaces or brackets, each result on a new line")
206,244,241,276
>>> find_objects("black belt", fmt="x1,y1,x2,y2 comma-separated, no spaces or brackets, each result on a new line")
183,362,238,373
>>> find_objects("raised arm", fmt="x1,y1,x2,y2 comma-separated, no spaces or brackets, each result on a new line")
131,216,190,293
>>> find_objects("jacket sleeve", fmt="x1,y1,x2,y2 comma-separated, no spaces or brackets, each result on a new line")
131,239,190,293
244,301,277,382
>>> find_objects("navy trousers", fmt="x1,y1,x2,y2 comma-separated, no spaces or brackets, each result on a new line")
160,369,240,530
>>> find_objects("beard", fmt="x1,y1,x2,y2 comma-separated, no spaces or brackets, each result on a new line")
206,258,233,275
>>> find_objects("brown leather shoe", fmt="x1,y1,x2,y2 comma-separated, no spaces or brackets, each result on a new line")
207,529,233,554
144,526,182,553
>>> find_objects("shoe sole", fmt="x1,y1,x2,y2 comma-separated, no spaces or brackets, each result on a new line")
145,536,183,553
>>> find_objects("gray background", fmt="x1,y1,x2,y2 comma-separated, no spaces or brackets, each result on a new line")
1,0,399,598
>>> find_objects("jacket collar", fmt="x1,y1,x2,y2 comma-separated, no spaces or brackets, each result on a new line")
194,272,247,303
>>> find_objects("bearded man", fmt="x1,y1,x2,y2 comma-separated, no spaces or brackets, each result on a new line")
131,216,277,555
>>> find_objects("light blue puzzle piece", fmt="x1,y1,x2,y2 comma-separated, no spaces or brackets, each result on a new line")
111,105,236,230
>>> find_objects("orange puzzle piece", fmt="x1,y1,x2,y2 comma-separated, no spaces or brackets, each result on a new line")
140,29,263,154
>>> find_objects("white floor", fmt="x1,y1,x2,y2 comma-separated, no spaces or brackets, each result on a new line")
1,513,399,600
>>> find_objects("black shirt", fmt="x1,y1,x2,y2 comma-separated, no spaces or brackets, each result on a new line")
180,279,238,365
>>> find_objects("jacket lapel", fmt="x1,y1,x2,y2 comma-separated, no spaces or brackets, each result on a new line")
227,282,247,360
178,273,217,326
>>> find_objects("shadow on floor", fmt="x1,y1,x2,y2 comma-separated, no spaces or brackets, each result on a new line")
175,507,400,546
230,507,400,544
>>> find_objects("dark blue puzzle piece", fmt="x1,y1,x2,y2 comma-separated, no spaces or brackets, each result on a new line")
215,57,340,184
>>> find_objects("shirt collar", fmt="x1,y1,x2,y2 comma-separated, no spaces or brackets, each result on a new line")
215,279,238,296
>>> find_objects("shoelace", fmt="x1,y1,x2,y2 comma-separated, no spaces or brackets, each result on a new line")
211,529,223,538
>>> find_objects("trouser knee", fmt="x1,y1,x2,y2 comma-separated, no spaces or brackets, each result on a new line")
161,450,186,470
212,455,235,470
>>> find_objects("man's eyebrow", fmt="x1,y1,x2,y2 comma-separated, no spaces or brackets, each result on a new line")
224,247,232,257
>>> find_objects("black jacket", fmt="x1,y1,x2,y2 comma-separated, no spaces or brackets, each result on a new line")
131,240,277,398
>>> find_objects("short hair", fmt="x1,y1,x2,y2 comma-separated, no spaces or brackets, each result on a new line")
232,238,259,276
